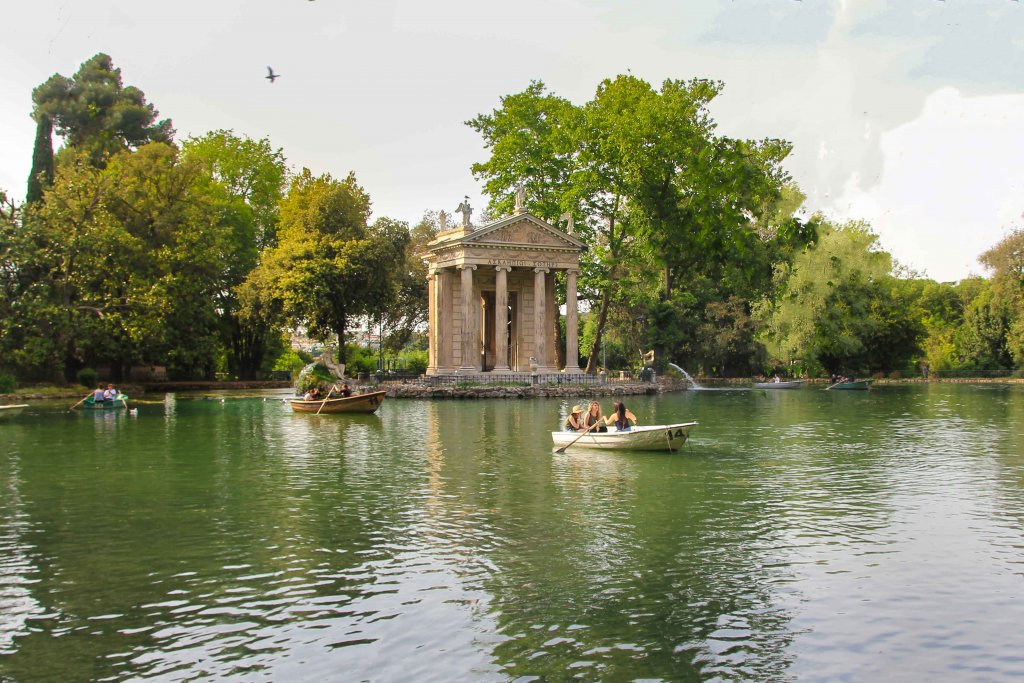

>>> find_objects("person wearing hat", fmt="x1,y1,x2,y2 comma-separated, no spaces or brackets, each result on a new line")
564,404,585,432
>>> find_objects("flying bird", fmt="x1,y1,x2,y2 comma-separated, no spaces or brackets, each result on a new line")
266,66,280,83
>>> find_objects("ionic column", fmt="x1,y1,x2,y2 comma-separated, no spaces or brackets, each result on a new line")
533,267,550,372
426,270,436,373
564,269,581,372
459,264,479,371
436,268,452,370
493,266,511,371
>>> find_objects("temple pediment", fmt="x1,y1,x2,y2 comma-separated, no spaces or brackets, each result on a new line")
467,215,584,250
428,213,584,253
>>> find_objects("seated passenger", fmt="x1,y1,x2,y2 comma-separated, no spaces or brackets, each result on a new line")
93,386,106,402
564,404,584,432
604,400,637,432
583,401,608,433
102,384,118,401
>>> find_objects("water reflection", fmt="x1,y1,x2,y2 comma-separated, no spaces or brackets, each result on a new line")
0,441,48,656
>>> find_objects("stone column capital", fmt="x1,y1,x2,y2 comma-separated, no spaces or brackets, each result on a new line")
457,263,477,271
494,265,512,273
533,267,549,274
565,268,580,277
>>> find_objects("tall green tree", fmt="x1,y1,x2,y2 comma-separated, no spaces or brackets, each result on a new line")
979,228,1024,370
468,75,798,374
243,170,407,364
3,144,238,381
31,53,174,168
181,130,288,378
26,114,54,204
755,218,922,376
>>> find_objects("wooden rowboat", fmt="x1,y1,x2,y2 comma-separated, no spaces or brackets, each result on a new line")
551,422,698,453
826,380,872,390
753,380,805,389
289,390,386,414
0,404,29,417
84,394,129,408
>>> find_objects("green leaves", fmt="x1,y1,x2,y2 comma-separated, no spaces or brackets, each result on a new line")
243,170,408,363
32,53,173,168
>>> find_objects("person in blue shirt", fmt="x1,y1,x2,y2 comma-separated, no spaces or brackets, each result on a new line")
604,400,637,432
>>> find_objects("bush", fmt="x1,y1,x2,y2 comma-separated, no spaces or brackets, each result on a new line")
77,367,98,388
399,349,428,375
272,349,311,378
0,373,15,394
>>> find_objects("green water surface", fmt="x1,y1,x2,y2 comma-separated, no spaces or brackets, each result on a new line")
2,385,1024,681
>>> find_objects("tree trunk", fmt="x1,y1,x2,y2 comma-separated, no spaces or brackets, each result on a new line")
584,289,611,375
554,310,565,370
336,313,347,364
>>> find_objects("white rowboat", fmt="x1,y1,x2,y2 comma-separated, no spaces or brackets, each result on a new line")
0,404,29,417
753,380,805,389
551,422,698,452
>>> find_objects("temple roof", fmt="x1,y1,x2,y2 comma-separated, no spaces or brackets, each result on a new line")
426,212,585,253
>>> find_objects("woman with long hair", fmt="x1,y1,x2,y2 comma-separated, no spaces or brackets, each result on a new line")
604,400,637,432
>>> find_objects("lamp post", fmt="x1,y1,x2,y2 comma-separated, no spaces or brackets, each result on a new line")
378,316,384,373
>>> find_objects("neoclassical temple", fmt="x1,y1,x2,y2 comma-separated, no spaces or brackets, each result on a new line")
423,199,585,376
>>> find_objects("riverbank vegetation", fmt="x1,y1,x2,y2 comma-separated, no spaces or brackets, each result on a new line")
2,55,1023,388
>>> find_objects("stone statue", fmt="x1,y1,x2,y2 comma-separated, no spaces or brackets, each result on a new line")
456,196,473,228
514,183,526,213
560,211,575,235
438,209,448,232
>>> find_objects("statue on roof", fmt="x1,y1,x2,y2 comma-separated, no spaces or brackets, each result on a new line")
560,211,575,235
514,182,526,214
456,196,473,228
438,209,448,231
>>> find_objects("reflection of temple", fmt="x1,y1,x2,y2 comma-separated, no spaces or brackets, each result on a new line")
423,202,585,376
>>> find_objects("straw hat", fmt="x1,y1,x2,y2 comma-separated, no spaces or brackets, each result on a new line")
571,404,583,414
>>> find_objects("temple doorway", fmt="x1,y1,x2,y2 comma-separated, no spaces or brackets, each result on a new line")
480,291,518,372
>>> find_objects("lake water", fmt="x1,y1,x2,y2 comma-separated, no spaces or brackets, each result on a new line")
2,384,1024,682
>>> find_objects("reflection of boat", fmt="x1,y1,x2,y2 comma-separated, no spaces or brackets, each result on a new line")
289,391,386,414
551,422,698,452
753,380,805,389
0,404,29,417
826,380,872,390
85,394,129,408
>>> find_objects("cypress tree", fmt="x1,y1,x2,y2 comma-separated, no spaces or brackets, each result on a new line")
26,114,54,204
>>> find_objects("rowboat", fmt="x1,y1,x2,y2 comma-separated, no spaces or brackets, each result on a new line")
84,394,129,408
753,380,805,389
826,380,872,390
551,422,698,452
289,390,386,414
0,404,29,417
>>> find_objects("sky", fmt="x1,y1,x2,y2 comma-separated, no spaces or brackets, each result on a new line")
2,0,1023,283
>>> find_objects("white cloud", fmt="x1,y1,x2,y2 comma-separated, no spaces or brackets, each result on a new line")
832,87,1024,281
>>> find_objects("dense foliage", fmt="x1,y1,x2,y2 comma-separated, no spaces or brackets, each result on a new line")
2,58,1023,383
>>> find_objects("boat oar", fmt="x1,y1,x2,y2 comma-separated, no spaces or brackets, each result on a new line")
554,419,600,454
315,386,335,415
69,392,93,410
119,393,129,410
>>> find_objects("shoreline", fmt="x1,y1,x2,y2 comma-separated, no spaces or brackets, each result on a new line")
4,376,1024,402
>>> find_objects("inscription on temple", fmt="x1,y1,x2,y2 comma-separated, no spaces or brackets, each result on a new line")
487,258,556,269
